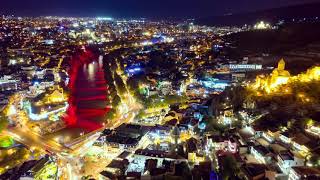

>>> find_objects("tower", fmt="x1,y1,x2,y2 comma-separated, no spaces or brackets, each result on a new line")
277,59,286,71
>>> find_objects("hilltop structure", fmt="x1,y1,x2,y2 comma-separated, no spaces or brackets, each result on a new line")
251,59,320,94
253,59,290,93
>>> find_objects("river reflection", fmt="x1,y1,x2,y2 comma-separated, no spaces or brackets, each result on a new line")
46,55,109,143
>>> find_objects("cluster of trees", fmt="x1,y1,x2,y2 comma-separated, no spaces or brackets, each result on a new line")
220,155,240,179
126,75,147,95
148,50,177,71
206,77,320,131
144,95,187,109
250,80,320,128
104,53,129,120
209,86,248,117
0,148,29,173
35,162,57,180
0,112,8,133
104,56,120,120
204,116,227,133
0,136,14,148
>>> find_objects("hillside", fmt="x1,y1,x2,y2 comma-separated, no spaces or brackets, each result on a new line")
224,23,320,74
196,2,320,26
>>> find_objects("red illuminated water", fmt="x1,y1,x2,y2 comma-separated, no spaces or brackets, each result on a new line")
63,49,110,132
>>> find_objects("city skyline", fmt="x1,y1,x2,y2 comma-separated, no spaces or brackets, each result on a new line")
2,1,320,180
1,0,320,18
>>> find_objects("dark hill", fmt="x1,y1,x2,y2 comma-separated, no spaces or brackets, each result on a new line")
224,22,320,73
196,2,320,26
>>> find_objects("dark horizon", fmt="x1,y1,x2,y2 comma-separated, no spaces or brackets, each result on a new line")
1,0,320,19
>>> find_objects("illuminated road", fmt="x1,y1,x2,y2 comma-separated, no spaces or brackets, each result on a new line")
5,105,139,179
3,127,71,154
4,49,142,179
4,123,102,180
54,110,138,180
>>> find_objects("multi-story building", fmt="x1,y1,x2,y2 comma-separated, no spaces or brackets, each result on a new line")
289,166,320,180
277,151,304,175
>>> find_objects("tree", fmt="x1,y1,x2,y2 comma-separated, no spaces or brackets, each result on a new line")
181,162,192,180
0,136,14,148
114,73,127,95
81,175,94,180
112,94,121,108
223,86,247,112
205,116,226,134
307,155,320,167
0,112,8,133
292,118,314,130
221,155,239,180
0,147,29,167
106,108,116,120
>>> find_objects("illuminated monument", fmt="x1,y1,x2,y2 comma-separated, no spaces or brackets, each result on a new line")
269,59,291,88
253,59,290,93
251,59,320,94
254,21,271,30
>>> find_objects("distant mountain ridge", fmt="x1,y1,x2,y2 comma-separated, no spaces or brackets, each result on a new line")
196,2,320,26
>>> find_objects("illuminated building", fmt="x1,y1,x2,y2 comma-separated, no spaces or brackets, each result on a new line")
7,105,17,116
250,145,272,164
251,59,320,94
23,85,68,121
0,76,19,91
207,135,238,154
188,153,205,163
251,59,290,93
279,132,291,144
125,65,144,77
277,151,303,175
26,101,68,121
43,87,66,104
228,64,262,72
254,21,271,30
261,131,276,143
157,81,173,96
278,131,312,156
289,167,320,180
306,126,320,137
269,59,290,87
200,78,230,90
104,124,150,151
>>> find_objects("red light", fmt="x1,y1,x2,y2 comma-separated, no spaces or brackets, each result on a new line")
64,48,110,131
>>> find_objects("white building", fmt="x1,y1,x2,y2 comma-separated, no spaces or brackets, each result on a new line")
0,76,19,91
277,151,304,175
251,145,272,164
289,166,320,180
228,64,262,72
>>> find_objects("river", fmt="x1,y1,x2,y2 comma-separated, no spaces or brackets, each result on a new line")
46,50,109,143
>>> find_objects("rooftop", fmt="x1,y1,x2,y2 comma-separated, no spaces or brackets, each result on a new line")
291,166,320,176
253,145,271,156
278,151,294,161
241,163,266,178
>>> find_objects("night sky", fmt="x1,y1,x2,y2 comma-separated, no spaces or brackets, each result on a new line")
1,0,320,18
